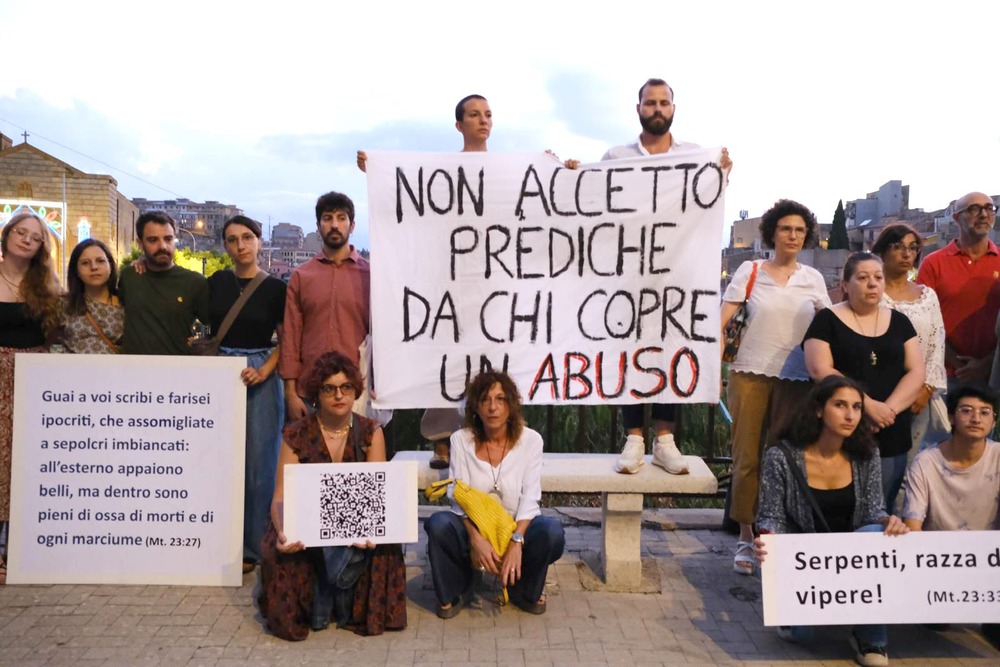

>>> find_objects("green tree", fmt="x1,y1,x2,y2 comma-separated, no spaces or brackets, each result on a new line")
119,247,233,276
828,199,849,249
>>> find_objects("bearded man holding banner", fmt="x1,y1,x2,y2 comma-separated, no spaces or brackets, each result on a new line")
602,77,732,476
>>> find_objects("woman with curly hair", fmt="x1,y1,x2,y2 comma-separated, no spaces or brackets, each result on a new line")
720,199,831,575
754,375,909,666
257,351,406,640
0,211,62,584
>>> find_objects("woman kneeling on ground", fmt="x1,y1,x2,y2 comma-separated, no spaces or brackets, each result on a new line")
425,370,565,618
754,375,908,667
257,351,406,640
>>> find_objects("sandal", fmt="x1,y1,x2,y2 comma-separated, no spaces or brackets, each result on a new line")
0,558,6,585
437,595,465,619
734,540,755,575
510,588,546,615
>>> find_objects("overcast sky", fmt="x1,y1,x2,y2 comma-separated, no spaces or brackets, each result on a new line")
2,1,997,249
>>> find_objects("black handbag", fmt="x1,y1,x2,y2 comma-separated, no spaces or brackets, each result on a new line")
721,261,759,363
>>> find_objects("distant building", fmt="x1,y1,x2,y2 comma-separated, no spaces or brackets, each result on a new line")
132,197,242,251
271,222,305,249
0,133,138,281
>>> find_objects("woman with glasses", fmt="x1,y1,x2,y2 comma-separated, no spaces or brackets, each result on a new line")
209,216,287,575
61,239,123,354
871,224,947,468
0,212,62,585
720,199,831,575
258,351,406,640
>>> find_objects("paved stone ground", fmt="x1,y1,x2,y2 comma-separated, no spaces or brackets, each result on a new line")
1,508,997,666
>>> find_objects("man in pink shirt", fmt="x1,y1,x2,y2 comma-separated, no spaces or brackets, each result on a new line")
280,191,370,420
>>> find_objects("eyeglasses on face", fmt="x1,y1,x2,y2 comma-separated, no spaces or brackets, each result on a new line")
888,242,921,254
955,406,995,420
776,225,807,237
12,227,44,245
320,382,356,397
959,203,997,217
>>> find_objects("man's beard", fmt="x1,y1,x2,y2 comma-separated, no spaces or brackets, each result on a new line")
145,250,173,267
640,112,673,136
323,232,348,251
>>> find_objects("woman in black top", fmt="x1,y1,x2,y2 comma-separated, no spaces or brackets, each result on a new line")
803,252,925,511
208,215,287,573
0,212,62,584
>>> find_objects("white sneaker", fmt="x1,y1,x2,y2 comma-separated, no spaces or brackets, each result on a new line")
652,434,689,475
614,434,646,474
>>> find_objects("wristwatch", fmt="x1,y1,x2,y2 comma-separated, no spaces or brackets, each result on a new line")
511,532,525,546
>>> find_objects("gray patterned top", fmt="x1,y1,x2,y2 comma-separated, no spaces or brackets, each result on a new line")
756,443,888,534
61,299,124,354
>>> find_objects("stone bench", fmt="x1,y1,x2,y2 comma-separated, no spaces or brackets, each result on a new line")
391,450,718,592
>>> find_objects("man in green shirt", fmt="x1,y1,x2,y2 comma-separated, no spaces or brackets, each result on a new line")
119,211,210,355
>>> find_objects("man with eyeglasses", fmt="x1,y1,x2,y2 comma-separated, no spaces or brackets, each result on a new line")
901,382,1000,646
917,192,1000,386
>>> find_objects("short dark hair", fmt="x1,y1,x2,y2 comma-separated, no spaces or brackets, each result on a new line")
842,251,882,281
222,215,262,239
870,223,922,260
455,94,487,122
315,191,355,224
781,375,877,460
66,239,118,316
638,78,674,103
300,351,364,406
136,211,176,238
946,381,1000,416
759,199,819,249
464,370,525,445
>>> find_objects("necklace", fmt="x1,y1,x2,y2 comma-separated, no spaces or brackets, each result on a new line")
484,438,509,501
0,267,22,293
318,417,351,438
850,307,880,366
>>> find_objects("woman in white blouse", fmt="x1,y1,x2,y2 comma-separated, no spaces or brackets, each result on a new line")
720,199,832,575
424,371,564,618
872,224,948,458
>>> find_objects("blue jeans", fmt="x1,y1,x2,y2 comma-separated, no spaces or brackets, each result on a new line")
880,452,908,512
311,546,370,629
220,347,284,563
783,524,887,648
425,512,565,605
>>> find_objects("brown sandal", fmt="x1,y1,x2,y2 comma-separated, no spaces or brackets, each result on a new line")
429,440,450,470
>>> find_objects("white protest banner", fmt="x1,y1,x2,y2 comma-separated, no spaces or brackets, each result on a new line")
367,150,726,408
8,354,246,586
283,461,418,547
761,530,1000,626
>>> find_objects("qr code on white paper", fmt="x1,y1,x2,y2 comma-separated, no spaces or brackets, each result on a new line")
318,471,387,540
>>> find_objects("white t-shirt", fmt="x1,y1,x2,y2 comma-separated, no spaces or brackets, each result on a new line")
902,440,1000,531
448,427,543,522
722,260,831,380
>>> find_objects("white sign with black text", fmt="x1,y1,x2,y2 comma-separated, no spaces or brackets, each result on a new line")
761,530,1000,625
8,354,246,586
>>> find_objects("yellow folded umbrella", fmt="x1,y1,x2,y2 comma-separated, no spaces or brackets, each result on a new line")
425,478,517,556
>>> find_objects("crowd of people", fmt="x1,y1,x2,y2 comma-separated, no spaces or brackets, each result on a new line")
0,77,997,665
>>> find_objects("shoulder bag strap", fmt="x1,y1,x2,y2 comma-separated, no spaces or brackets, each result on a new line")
774,441,831,533
84,310,121,354
213,271,269,343
744,261,759,302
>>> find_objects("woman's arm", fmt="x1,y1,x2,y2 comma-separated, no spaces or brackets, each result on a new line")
365,426,387,463
755,448,791,537
514,432,543,523
242,344,281,386
803,338,841,382
884,336,926,415
270,441,304,553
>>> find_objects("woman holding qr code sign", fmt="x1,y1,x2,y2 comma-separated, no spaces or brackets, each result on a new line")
257,351,406,640
424,371,565,618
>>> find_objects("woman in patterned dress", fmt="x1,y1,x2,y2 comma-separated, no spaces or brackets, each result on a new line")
60,239,123,354
257,351,406,640
0,212,62,584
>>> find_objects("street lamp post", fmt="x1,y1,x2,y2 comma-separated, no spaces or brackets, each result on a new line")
177,227,197,252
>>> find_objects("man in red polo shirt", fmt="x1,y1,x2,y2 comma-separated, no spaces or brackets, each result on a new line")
917,191,1000,387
